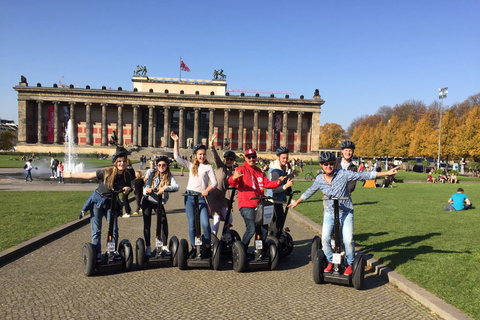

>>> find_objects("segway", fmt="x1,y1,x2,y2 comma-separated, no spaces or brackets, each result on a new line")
312,196,366,290
231,196,279,272
82,190,133,276
136,192,179,270
177,191,214,270
267,190,300,259
211,187,241,270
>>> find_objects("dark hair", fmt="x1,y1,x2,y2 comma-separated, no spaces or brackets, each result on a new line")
457,188,464,193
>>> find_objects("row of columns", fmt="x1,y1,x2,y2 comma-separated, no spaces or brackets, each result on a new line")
34,101,307,152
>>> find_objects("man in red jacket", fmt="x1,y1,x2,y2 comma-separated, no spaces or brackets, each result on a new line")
229,149,292,247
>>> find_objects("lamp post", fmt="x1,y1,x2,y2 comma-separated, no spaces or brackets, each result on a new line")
437,87,448,170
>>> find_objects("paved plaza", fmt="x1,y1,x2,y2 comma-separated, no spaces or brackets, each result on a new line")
0,171,443,319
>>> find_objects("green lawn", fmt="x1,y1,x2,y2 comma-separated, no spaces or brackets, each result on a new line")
0,154,136,169
292,180,479,319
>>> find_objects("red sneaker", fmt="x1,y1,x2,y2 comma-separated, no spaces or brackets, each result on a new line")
344,265,353,276
324,262,333,272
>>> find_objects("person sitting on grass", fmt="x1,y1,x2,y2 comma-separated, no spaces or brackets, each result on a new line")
427,170,437,183
443,188,472,211
449,172,458,184
288,152,398,276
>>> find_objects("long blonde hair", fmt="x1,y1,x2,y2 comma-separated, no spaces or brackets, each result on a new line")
104,156,127,190
191,150,209,176
152,160,172,188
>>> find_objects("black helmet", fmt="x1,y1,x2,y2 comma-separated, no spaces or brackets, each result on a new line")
223,151,237,159
340,140,355,150
275,146,290,156
156,156,170,165
112,151,127,163
319,152,336,164
192,144,206,154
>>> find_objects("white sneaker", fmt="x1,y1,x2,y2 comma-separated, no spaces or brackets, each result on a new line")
146,246,151,256
122,213,130,218
50,176,54,178
161,246,171,256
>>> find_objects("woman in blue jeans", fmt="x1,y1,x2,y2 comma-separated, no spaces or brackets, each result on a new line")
64,151,132,258
171,131,218,257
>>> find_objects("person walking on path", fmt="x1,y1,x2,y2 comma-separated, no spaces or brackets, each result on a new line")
122,159,135,218
57,161,65,183
228,148,292,247
171,131,218,258
288,152,398,276
133,171,144,215
63,151,132,258
24,158,34,182
443,188,472,211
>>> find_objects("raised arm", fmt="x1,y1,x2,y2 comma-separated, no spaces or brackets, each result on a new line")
209,133,223,168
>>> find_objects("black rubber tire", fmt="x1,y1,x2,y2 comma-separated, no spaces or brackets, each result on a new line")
229,229,241,242
267,239,279,271
313,249,326,284
177,238,189,270
232,241,246,273
280,232,294,258
119,239,133,271
82,243,96,276
352,254,366,290
169,236,179,267
212,237,221,270
311,236,321,263
136,238,146,270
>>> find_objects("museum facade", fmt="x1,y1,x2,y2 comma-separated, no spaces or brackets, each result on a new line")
14,76,324,155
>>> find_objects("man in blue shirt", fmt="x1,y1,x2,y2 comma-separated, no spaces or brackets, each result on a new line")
443,188,472,211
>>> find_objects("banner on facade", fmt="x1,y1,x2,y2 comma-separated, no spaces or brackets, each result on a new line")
274,114,281,149
47,105,54,142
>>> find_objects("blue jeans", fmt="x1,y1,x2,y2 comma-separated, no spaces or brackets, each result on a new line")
184,194,211,246
240,207,268,247
90,192,118,254
25,170,33,181
321,210,355,265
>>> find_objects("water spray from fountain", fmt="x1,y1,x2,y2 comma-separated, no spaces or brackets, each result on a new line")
64,119,84,173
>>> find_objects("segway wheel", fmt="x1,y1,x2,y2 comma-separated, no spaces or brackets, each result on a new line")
352,254,366,290
119,239,133,272
82,243,96,276
177,239,189,270
267,239,279,271
212,237,221,270
169,236,179,267
313,249,326,284
229,229,241,242
232,241,246,272
136,238,146,270
311,236,321,263
282,233,294,258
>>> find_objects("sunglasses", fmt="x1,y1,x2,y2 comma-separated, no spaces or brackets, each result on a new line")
225,157,235,161
322,162,335,167
157,164,168,167
246,155,257,159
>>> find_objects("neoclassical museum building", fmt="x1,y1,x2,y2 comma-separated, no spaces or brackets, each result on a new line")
14,75,324,155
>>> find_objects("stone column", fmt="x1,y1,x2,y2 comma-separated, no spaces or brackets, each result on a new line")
223,109,230,148
267,110,274,151
101,103,108,146
69,102,76,143
117,104,123,146
208,109,215,141
296,112,304,152
132,105,139,146
282,111,289,147
17,100,27,144
238,110,244,151
178,107,185,148
253,110,259,150
36,100,43,144
163,106,170,148
148,105,154,147
310,111,321,152
85,103,92,145
194,108,200,145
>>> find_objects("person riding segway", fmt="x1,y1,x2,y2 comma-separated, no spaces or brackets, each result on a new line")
136,156,180,269
289,152,398,289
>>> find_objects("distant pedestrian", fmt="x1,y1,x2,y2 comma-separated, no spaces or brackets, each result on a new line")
133,171,144,215
58,161,65,183
24,159,34,182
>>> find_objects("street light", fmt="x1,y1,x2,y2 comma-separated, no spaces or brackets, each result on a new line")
437,87,448,170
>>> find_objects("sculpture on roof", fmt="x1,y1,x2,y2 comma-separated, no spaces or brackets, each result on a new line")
134,65,147,76
213,69,226,80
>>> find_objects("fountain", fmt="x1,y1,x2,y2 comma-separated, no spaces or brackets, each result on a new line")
64,119,84,173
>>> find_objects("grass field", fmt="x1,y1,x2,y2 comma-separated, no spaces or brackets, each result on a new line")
292,180,479,319
0,155,136,169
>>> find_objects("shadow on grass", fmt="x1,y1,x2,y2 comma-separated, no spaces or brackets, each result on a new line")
353,201,379,206
356,232,463,269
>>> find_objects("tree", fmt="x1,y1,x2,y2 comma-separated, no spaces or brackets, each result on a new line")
319,123,346,148
408,115,437,157
0,130,16,150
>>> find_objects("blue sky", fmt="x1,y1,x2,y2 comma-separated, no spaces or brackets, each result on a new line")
1,0,478,129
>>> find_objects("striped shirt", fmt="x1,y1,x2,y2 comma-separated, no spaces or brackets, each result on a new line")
300,169,376,214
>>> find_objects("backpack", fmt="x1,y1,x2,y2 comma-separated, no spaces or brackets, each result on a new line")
53,159,59,166
23,164,27,169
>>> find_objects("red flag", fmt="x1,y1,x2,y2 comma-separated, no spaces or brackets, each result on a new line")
180,59,191,72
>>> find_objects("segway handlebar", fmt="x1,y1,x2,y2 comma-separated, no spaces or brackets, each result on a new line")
322,195,349,201
182,191,203,197
250,196,285,205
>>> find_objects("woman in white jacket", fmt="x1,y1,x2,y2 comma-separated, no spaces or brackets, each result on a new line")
142,156,179,256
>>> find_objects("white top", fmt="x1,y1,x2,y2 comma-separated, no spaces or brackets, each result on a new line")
174,153,217,192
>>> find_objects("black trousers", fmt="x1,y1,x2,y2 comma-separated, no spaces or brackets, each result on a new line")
269,203,286,237
142,199,168,247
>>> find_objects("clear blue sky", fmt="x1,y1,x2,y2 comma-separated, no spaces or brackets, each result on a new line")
1,0,478,130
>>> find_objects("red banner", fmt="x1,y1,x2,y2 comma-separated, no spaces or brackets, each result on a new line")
47,105,54,142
